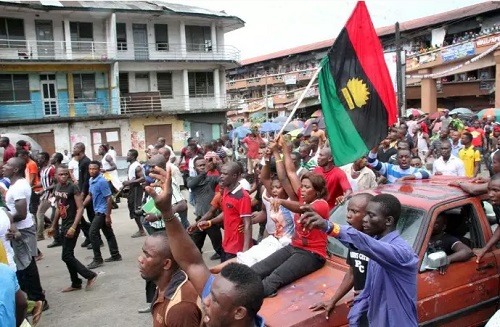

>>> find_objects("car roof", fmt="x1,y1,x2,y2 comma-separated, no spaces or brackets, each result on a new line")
359,176,472,210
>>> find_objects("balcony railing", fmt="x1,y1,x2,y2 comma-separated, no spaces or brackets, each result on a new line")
120,94,227,114
0,40,240,62
226,68,317,90
0,94,228,121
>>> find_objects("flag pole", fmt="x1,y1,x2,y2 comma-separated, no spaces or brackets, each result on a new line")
276,66,322,136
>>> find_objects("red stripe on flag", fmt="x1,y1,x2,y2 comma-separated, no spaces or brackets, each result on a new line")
345,1,398,125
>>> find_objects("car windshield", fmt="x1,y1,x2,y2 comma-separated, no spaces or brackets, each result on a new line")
327,199,426,259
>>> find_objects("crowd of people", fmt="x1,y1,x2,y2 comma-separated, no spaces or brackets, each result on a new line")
2,106,500,327
407,24,500,57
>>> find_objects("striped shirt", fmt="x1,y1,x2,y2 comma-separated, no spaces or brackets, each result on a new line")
40,165,55,199
368,152,429,184
302,157,318,171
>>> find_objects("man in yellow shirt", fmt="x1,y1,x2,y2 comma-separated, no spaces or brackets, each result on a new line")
458,132,481,177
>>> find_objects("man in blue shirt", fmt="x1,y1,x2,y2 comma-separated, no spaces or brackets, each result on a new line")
83,161,121,269
301,193,419,327
368,144,429,183
145,165,265,327
0,263,27,327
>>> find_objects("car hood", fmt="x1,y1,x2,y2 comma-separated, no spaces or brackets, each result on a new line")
259,259,353,327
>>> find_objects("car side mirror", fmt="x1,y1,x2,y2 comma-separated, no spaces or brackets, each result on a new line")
425,251,448,270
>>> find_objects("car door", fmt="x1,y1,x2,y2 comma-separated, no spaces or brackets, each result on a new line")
417,199,499,326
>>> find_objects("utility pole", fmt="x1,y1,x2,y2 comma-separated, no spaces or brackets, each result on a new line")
395,22,404,119
264,73,269,122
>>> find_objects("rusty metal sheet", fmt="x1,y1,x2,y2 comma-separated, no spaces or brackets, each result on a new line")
260,259,351,327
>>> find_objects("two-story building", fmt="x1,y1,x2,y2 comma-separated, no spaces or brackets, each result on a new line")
226,1,500,121
0,0,243,159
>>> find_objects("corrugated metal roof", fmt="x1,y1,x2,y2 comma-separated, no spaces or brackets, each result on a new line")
0,0,242,19
241,1,500,66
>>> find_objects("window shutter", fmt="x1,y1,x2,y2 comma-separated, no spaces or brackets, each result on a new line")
13,74,29,101
157,72,173,98
0,75,13,101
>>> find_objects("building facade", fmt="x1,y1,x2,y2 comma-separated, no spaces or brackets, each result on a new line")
0,1,243,159
226,1,500,120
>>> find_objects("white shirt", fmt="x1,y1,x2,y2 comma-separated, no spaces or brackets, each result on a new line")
239,178,251,191
167,162,184,187
62,154,70,165
0,209,16,271
68,158,79,181
108,149,117,163
432,156,466,177
164,145,178,165
128,161,142,180
6,178,34,230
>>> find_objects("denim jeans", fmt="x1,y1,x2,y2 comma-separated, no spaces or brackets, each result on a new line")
90,213,120,261
61,227,96,287
251,245,325,297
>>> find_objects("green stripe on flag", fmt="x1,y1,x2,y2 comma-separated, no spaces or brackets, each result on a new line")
319,57,369,166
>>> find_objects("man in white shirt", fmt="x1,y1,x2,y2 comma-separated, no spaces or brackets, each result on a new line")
3,157,47,306
156,137,177,165
433,140,466,177
62,150,71,165
68,155,79,184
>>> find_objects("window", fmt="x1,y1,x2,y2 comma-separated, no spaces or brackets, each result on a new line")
157,72,173,98
70,22,93,51
154,24,169,51
90,128,121,157
188,72,214,97
185,25,211,52
116,23,127,51
119,73,129,95
0,74,30,103
73,73,96,101
135,73,150,93
0,18,25,48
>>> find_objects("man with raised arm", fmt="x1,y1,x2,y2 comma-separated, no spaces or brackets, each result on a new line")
146,166,265,327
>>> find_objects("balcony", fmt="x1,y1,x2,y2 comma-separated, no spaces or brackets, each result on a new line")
405,32,500,72
0,40,240,63
0,94,228,123
0,98,112,121
120,93,227,114
226,68,316,91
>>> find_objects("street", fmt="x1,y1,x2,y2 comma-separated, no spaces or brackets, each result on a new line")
34,197,222,327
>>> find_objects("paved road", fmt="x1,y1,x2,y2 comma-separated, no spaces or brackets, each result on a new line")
34,197,223,327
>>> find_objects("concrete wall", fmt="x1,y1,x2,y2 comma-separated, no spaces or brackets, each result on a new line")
129,115,185,161
70,119,132,160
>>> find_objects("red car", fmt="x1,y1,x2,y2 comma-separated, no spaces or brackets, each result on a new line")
260,178,499,327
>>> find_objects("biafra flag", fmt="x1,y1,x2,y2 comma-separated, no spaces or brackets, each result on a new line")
318,1,397,166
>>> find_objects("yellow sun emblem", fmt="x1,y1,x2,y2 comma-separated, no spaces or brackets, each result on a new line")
341,78,370,110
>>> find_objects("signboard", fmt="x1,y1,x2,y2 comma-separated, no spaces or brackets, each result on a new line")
384,51,406,95
406,52,437,70
284,74,297,85
441,42,475,62
476,33,500,48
